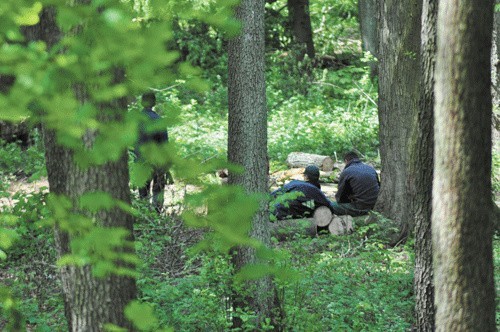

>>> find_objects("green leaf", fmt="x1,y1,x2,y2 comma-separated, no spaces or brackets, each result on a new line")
124,300,159,331
15,2,43,26
79,191,116,212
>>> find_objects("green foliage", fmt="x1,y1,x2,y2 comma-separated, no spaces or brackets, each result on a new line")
0,135,46,181
0,190,65,330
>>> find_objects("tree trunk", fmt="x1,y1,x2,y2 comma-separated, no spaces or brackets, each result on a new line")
287,0,315,60
493,0,500,107
227,0,277,328
358,0,379,76
411,0,437,329
433,1,496,330
376,0,422,241
27,7,137,331
286,152,334,171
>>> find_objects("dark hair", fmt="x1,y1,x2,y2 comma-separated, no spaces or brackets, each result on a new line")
344,151,359,162
141,92,156,108
304,165,321,188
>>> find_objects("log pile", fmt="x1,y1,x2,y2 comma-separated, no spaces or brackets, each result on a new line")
270,206,353,241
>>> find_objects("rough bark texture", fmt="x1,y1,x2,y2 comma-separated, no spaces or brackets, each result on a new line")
28,7,137,331
286,152,334,171
493,0,500,106
358,0,379,75
287,0,315,60
433,1,496,330
411,0,437,330
227,0,277,327
376,0,422,239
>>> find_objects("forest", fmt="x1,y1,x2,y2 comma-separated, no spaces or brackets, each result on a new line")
0,0,499,331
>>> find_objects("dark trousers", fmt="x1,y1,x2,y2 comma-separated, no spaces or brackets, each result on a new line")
331,202,370,217
139,168,167,213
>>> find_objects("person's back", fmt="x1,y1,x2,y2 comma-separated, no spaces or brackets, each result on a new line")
333,151,379,216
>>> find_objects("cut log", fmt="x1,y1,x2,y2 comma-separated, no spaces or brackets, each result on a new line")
286,152,335,171
328,215,354,235
269,218,317,241
313,206,333,227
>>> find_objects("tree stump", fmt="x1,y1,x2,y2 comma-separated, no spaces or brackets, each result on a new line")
286,152,335,171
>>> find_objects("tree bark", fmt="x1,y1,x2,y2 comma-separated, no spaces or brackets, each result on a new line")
493,0,500,107
27,7,137,331
433,1,496,330
358,0,379,76
286,152,334,171
410,0,437,330
287,0,315,60
227,0,277,328
376,0,422,241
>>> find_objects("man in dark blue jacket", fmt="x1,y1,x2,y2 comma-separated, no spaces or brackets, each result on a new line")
332,151,379,217
271,165,335,220
135,92,171,213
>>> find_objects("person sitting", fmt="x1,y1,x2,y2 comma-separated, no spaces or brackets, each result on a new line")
271,165,334,220
332,151,380,217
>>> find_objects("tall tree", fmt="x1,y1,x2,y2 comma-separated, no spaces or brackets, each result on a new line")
23,7,137,330
358,0,379,75
433,1,496,330
410,0,437,329
493,0,500,106
227,0,276,327
376,0,422,241
287,0,315,60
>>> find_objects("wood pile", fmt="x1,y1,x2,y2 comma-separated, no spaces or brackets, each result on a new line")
270,206,353,241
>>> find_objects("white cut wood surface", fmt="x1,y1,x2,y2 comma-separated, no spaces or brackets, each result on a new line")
286,152,335,171
313,206,333,227
328,215,354,235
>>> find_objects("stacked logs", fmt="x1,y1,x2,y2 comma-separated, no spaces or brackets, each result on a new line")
270,206,353,241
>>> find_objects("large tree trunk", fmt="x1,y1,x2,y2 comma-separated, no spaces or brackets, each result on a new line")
358,0,379,76
27,7,137,331
376,0,422,242
227,0,277,328
493,0,500,107
411,0,437,330
287,0,315,60
433,1,496,330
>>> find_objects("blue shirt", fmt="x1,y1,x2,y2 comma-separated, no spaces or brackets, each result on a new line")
271,180,334,220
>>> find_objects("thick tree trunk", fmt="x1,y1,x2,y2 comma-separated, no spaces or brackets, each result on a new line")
411,0,437,330
227,0,277,328
433,1,496,330
286,152,334,171
376,0,422,241
358,0,379,76
287,0,315,60
28,7,137,331
493,0,500,106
